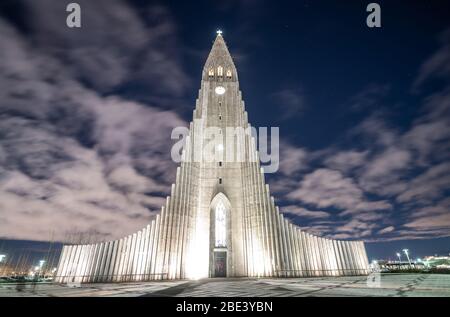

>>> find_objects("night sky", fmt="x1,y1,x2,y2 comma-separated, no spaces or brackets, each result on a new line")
0,0,449,266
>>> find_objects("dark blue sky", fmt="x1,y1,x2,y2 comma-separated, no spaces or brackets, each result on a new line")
0,0,449,264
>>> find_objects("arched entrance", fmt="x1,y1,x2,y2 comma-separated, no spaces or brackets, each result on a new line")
209,193,231,277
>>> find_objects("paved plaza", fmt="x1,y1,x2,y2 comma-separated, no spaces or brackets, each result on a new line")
1,274,449,297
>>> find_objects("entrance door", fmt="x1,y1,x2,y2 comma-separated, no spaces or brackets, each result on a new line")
214,251,227,277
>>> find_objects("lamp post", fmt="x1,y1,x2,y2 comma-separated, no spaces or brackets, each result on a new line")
403,249,412,268
38,260,45,279
396,252,402,269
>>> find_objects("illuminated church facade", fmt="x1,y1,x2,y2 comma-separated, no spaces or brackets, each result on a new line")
55,33,369,283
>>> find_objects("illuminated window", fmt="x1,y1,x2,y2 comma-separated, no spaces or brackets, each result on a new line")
226,70,232,78
215,201,226,247
208,68,214,77
217,66,223,77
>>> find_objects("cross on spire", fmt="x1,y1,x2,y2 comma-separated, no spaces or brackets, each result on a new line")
216,29,223,36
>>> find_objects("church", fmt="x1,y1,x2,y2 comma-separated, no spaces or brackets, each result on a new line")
55,33,369,283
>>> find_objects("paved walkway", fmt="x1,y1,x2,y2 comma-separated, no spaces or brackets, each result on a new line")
1,274,449,297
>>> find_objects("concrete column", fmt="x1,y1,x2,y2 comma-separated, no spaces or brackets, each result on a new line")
313,236,322,276
107,241,118,282
56,246,68,282
270,198,281,277
360,241,369,274
290,224,300,277
326,239,338,276
344,241,355,275
312,235,321,276
103,241,114,282
121,236,131,282
144,222,154,280
135,230,144,281
276,201,285,277
85,244,97,283
173,168,184,280
71,245,83,282
129,233,139,281
323,239,333,276
74,245,88,283
331,240,342,276
165,185,176,280
61,245,73,283
355,242,362,274
151,214,161,279
338,241,348,275
349,241,359,275
60,246,72,283
279,215,288,277
116,238,127,282
297,231,306,277
284,219,294,277
317,237,326,276
55,246,68,282
94,243,105,282
262,180,273,276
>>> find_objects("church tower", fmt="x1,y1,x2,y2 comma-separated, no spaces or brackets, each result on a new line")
54,33,369,283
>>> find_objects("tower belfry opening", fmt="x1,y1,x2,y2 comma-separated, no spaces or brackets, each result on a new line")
55,32,369,283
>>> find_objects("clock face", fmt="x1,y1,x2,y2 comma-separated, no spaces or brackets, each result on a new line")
215,86,226,95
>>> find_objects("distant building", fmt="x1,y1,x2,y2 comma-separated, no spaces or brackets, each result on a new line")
423,256,450,269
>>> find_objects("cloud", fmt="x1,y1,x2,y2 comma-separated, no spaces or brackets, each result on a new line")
377,226,395,235
270,88,307,120
399,197,450,238
277,142,309,176
323,150,368,173
349,83,390,111
286,168,391,213
0,1,189,242
21,0,190,96
274,31,450,242
413,28,450,89
396,163,450,204
280,205,329,219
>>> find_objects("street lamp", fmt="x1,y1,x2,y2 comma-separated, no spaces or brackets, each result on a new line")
38,260,46,279
403,249,412,268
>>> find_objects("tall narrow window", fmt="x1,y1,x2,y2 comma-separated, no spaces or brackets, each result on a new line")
208,68,214,77
215,201,226,247
226,70,232,78
217,66,223,77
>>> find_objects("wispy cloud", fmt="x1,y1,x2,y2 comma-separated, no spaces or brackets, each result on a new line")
273,29,450,241
0,0,188,242
270,88,307,120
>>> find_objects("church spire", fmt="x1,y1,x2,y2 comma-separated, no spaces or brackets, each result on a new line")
203,30,238,81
